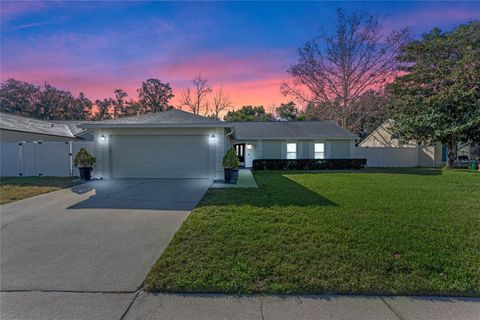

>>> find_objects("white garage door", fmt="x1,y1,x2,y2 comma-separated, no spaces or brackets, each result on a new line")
110,135,210,178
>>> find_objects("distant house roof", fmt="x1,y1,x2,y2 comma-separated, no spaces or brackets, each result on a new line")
80,109,229,129
230,121,358,140
0,113,78,139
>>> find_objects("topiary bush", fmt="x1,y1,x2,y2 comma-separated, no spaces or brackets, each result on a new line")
223,147,240,169
74,148,96,168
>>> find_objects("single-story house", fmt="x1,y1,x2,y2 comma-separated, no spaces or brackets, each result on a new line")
80,109,358,180
359,119,477,166
0,112,85,143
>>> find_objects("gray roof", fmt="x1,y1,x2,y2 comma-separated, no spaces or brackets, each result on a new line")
53,121,90,136
0,113,77,139
230,121,358,140
80,109,229,128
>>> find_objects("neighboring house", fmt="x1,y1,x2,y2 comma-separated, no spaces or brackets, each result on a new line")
359,119,477,166
0,112,83,143
80,109,358,180
0,113,93,177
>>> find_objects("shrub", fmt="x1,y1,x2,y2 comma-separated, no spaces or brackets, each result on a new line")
74,148,96,168
252,159,366,171
223,147,240,169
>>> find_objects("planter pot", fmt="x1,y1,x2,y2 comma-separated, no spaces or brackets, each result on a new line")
224,168,239,184
79,167,92,181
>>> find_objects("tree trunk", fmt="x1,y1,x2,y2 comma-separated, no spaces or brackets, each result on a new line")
446,141,457,169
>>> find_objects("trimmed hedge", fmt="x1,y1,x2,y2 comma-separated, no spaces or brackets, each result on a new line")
252,159,367,171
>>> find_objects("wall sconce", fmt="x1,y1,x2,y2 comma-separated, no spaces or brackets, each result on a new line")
209,134,217,144
99,135,107,143
247,144,253,150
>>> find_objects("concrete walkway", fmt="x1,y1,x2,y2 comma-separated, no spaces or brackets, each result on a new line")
211,168,258,188
2,291,479,320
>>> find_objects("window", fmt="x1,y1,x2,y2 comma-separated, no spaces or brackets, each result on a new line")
314,143,325,159
286,143,297,159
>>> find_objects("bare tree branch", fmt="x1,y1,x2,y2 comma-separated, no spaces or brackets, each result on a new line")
282,8,410,132
212,88,233,119
179,75,212,115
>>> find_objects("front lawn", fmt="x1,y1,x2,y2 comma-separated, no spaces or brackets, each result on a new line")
0,176,79,204
145,168,480,296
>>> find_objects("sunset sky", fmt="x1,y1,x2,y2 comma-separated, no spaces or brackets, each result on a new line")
1,1,479,110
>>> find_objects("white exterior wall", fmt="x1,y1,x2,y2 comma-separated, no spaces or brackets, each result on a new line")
230,139,356,160
92,127,225,180
355,147,419,167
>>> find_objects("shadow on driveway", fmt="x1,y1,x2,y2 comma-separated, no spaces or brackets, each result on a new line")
69,178,212,211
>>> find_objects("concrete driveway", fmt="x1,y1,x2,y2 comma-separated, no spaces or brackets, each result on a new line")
0,179,211,319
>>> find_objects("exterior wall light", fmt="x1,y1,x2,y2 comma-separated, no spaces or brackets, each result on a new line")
247,144,253,150
209,134,217,144
99,135,107,143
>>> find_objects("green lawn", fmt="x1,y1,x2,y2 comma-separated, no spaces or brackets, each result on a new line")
145,168,480,296
0,176,79,205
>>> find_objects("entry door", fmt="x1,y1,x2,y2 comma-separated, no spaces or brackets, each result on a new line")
110,135,210,178
234,144,245,162
245,145,256,168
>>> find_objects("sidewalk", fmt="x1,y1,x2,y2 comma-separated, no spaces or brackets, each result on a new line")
2,291,479,319
123,293,480,320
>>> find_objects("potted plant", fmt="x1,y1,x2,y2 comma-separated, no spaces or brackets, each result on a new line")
223,147,240,184
74,148,96,181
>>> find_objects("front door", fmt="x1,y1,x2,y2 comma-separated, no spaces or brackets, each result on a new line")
234,144,245,163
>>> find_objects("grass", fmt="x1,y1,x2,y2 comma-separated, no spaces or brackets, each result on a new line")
0,176,79,204
145,168,480,296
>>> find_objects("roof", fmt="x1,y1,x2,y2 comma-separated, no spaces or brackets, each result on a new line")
80,109,229,129
230,121,358,140
0,113,78,139
53,121,90,136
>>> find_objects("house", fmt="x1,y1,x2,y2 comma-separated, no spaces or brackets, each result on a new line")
0,113,93,177
80,109,358,180
0,112,85,143
359,119,477,166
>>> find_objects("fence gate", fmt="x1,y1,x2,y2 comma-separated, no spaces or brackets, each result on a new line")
0,141,94,177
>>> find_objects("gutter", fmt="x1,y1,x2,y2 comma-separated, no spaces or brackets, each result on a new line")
79,123,233,129
0,128,81,140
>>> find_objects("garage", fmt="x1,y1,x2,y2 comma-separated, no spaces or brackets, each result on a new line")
79,109,228,180
110,135,210,179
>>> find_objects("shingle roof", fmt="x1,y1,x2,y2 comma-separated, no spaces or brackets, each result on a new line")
0,113,76,138
53,121,89,136
230,121,358,140
80,109,228,128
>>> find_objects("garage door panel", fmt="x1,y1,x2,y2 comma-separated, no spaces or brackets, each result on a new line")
110,135,209,179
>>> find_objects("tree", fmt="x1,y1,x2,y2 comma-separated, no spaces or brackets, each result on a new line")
282,8,409,132
94,98,113,120
0,79,40,116
137,78,174,113
180,75,212,115
71,92,93,120
210,88,233,119
112,89,128,119
275,101,298,121
348,90,390,139
0,78,93,120
224,105,274,122
389,21,480,168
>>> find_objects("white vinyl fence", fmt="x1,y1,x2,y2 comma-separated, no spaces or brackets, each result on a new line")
354,147,435,167
1,141,94,177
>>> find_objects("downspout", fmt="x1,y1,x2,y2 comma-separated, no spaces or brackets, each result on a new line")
69,141,73,176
